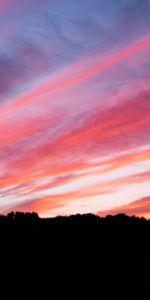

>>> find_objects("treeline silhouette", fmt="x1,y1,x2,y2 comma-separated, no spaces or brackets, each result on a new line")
0,212,149,299
0,212,149,260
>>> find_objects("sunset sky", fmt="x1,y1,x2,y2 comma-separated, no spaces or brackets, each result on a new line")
0,0,150,218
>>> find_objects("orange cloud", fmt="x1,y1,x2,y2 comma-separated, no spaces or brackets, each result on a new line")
11,193,78,215
98,196,150,219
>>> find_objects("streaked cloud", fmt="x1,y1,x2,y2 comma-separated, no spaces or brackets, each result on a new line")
0,0,150,217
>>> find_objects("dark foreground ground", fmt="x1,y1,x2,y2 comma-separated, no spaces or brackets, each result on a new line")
0,212,149,299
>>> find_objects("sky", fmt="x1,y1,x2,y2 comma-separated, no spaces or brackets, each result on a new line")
0,0,150,218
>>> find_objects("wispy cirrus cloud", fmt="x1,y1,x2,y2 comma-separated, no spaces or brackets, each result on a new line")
0,0,150,217
98,196,150,219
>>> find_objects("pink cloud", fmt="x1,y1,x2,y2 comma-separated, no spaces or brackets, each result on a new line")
98,196,150,219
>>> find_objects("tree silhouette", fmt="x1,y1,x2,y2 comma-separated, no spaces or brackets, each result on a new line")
0,212,149,299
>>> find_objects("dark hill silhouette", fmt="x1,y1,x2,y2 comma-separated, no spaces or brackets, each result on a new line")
0,212,149,299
